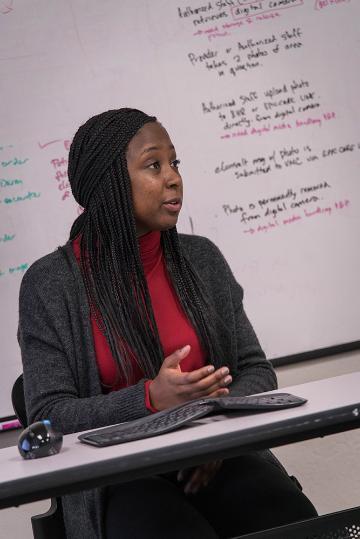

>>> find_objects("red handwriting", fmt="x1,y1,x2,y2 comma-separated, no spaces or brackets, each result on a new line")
220,113,335,140
208,31,230,40
194,26,220,37
55,169,67,181
252,11,281,22
315,0,350,9
243,200,350,235
38,140,61,150
38,139,71,151
283,214,302,225
50,156,70,201
334,199,350,210
244,220,280,235
222,21,243,31
193,28,231,41
51,157,68,169
295,117,321,128
194,11,281,41
42,141,71,200
304,200,350,217
0,0,13,15
304,206,332,217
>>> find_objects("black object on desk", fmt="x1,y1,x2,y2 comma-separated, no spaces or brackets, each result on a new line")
79,392,307,447
18,420,63,460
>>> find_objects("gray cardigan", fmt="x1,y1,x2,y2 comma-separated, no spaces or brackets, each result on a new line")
18,234,278,538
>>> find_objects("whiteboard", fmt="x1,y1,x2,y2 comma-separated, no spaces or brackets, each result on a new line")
1,0,360,418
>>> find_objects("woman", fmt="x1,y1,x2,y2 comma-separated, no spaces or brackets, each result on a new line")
18,108,317,538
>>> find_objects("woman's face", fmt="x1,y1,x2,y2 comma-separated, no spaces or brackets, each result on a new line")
126,122,183,236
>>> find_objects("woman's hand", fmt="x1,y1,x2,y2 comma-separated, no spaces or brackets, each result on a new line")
149,345,232,411
177,460,223,495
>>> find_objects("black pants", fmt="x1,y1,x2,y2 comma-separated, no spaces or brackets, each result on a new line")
105,453,317,538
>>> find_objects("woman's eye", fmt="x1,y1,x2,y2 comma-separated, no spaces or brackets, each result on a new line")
172,159,180,169
149,161,161,170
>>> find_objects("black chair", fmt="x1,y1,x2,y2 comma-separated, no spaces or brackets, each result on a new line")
11,374,66,539
235,506,360,539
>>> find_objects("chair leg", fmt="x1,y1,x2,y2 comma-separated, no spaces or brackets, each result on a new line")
31,497,66,539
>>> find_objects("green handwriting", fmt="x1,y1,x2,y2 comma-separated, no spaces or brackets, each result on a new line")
0,178,23,188
2,191,40,204
0,263,28,277
0,233,15,243
1,157,29,167
9,263,28,274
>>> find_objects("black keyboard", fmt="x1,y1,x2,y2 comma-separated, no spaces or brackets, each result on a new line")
208,393,306,411
78,400,214,447
78,393,307,448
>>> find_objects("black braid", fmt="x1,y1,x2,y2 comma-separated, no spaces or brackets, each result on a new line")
162,229,224,369
68,109,224,386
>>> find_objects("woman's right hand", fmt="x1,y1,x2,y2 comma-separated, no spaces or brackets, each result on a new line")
149,345,232,411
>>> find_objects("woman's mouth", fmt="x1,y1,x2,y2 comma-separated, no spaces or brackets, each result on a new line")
163,198,182,213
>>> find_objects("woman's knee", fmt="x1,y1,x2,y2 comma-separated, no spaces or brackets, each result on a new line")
105,477,218,539
192,455,317,537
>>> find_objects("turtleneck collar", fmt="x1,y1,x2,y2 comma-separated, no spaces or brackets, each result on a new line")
138,230,162,274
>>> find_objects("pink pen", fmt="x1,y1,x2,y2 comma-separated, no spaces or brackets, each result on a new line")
0,419,21,431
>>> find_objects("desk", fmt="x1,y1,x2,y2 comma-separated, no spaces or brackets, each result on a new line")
0,372,359,510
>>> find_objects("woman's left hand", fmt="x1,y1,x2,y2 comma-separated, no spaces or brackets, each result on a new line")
177,460,222,495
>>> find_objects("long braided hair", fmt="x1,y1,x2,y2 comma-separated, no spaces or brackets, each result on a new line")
68,108,223,385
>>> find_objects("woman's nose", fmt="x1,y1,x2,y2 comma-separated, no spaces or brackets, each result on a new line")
164,166,182,188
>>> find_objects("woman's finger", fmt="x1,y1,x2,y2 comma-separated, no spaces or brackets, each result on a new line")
190,387,228,400
183,461,222,494
173,364,216,385
198,376,232,395
184,467,204,495
192,368,231,391
178,368,231,396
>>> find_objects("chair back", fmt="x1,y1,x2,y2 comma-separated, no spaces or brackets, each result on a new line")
11,374,28,427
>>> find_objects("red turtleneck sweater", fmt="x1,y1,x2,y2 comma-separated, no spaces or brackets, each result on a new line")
72,231,206,411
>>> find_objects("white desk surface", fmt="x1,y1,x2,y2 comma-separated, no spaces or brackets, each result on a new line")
0,372,359,508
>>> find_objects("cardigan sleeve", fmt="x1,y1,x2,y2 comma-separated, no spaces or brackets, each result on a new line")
18,266,152,435
227,275,278,396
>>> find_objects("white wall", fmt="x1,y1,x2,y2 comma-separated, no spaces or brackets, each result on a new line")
1,351,359,537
